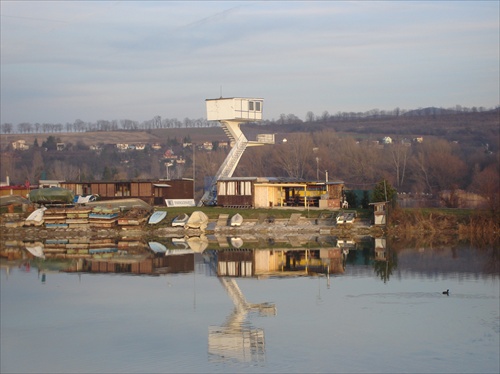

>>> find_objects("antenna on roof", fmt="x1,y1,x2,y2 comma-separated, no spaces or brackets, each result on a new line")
220,85,223,98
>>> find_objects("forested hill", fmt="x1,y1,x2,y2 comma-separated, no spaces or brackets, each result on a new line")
2,107,498,151
250,108,499,150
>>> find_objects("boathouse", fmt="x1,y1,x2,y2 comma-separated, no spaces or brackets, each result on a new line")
59,179,193,206
216,177,345,209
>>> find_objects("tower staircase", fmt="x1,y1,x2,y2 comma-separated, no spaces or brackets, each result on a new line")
199,121,248,206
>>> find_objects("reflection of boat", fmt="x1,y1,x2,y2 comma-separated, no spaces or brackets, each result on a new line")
186,235,209,253
172,213,189,227
165,249,194,256
25,242,45,259
230,237,244,248
186,211,209,230
148,211,167,225
230,213,243,227
148,241,167,254
25,206,47,226
172,237,189,249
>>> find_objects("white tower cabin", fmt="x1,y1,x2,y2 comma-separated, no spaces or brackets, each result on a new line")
200,97,274,206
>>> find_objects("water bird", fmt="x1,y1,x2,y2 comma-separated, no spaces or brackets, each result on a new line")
442,289,449,295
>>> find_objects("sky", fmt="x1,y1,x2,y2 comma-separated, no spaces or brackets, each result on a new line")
1,1,499,124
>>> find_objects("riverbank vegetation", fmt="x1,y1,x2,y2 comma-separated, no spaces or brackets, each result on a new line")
387,207,499,246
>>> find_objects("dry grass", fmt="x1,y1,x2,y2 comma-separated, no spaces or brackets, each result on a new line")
388,207,499,247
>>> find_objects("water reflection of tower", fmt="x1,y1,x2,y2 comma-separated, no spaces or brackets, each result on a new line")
207,251,276,363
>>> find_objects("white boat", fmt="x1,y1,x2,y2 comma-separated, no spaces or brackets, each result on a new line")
25,207,47,226
25,242,45,259
74,194,99,204
172,213,189,227
148,241,167,254
230,213,243,227
148,211,167,225
186,211,209,230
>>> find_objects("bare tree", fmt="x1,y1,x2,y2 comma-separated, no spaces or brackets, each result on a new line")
1,123,13,134
411,140,466,194
305,111,315,122
388,139,410,188
469,162,500,212
273,134,313,179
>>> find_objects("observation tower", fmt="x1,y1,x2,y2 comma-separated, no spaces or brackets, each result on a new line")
199,97,275,206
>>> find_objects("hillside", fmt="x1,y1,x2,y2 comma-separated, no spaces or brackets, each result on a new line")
1,109,498,151
0,128,226,150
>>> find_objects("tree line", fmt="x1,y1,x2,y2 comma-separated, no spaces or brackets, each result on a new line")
2,105,497,135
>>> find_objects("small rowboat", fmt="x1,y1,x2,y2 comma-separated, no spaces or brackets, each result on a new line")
172,213,189,227
25,207,47,226
230,213,243,227
148,211,167,225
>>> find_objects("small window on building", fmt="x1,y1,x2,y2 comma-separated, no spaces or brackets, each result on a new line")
255,102,261,111
249,101,254,111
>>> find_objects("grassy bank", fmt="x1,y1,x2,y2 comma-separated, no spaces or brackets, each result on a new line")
387,207,500,246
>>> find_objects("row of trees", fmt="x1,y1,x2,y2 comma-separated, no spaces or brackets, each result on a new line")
2,105,497,134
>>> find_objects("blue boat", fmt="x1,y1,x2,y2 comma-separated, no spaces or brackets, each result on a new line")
148,211,167,225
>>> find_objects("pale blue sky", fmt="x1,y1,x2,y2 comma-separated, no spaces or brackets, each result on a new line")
1,1,498,124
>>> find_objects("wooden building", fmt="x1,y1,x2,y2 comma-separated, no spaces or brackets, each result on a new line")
59,179,193,206
369,201,388,225
216,177,345,209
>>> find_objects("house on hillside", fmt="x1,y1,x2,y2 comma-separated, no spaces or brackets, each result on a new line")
11,140,30,151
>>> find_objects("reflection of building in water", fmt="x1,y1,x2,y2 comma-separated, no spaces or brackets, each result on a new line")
4,235,368,277
216,244,354,277
374,238,387,261
209,276,276,363
81,254,195,275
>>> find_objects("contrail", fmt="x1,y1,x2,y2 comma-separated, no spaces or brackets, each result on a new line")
180,6,242,29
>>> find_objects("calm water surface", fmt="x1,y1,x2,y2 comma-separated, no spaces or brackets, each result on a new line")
1,244,498,374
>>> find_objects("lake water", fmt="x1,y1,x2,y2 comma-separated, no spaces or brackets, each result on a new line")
1,238,498,374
